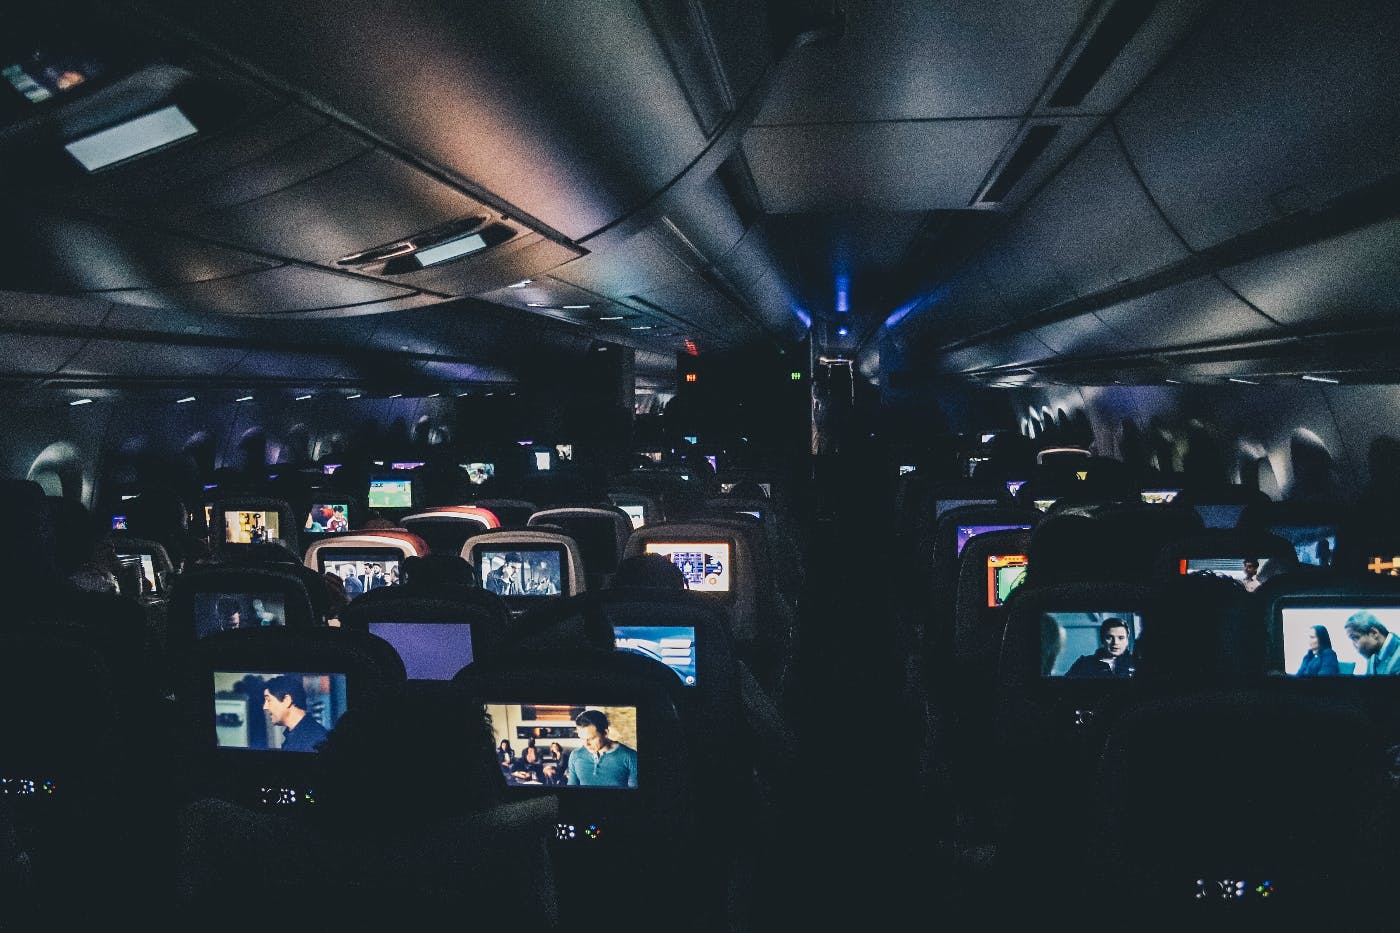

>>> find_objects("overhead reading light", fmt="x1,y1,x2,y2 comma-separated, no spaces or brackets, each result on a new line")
837,327,849,337
346,393,362,400
68,398,93,406
1227,377,1260,385
176,396,196,404
508,279,533,288
236,395,253,402
65,105,198,171
1302,374,1340,384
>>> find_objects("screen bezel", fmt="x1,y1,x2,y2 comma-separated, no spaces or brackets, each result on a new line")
471,544,570,599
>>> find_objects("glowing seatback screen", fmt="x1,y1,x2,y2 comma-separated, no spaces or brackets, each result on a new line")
212,671,348,752
614,625,697,686
986,554,1028,607
368,622,473,680
194,592,287,639
1278,606,1400,677
486,704,639,789
368,478,413,509
644,542,731,593
1040,612,1144,678
224,510,280,544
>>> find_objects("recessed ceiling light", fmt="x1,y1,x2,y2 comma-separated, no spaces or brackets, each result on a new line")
1227,377,1260,385
176,396,196,404
527,302,548,308
236,395,254,402
837,327,849,337
295,394,312,401
1301,374,1340,384
65,105,198,171
508,279,533,288
428,392,440,397
388,393,402,399
630,325,654,330
1164,379,1182,384
485,391,495,397
68,398,93,406
456,391,471,397
599,316,625,321
346,393,362,400
562,304,590,310
414,231,488,267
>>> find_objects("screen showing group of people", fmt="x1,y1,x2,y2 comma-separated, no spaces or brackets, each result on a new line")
303,502,350,534
1280,606,1400,676
1041,612,1145,678
614,626,697,686
194,592,287,638
323,554,402,596
212,671,348,753
487,703,639,789
223,509,280,544
479,549,563,596
464,462,494,485
1271,524,1338,567
1180,556,1273,591
643,542,731,593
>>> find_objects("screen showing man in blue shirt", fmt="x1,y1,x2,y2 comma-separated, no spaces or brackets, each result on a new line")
566,709,638,788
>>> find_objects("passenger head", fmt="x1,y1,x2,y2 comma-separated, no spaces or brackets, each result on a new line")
1100,618,1131,657
1243,558,1259,577
1345,611,1388,657
216,596,242,629
401,554,477,587
1309,624,1332,652
611,553,687,590
574,709,611,752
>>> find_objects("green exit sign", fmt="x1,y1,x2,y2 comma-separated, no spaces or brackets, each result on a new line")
790,371,802,380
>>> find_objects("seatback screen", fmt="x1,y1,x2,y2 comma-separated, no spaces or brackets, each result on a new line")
212,671,348,752
477,547,564,597
1140,489,1181,505
116,552,158,595
320,550,403,594
368,478,413,509
304,502,349,534
465,462,495,485
619,504,645,529
1179,556,1274,590
194,592,286,639
956,524,1032,557
486,703,639,789
1040,612,1144,678
368,622,473,680
986,554,1028,607
223,509,280,544
1270,524,1338,567
1278,606,1400,677
644,542,731,593
614,625,697,686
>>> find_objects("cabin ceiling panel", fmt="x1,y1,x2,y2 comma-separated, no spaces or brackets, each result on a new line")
1116,0,1400,250
548,227,696,298
57,104,340,217
100,265,415,316
0,210,272,294
754,2,1093,124
0,336,87,375
1029,312,1121,357
742,119,1021,213
1010,127,1189,301
0,291,111,329
234,350,357,380
1091,277,1279,351
170,149,489,266
1216,216,1400,330
60,340,248,377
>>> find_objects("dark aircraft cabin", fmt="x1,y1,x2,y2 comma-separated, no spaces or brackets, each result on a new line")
2,0,1399,929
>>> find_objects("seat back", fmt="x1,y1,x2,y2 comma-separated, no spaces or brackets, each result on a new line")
470,498,539,529
527,506,632,590
607,488,662,531
400,505,501,556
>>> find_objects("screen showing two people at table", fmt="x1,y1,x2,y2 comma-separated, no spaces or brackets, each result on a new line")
224,509,279,544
